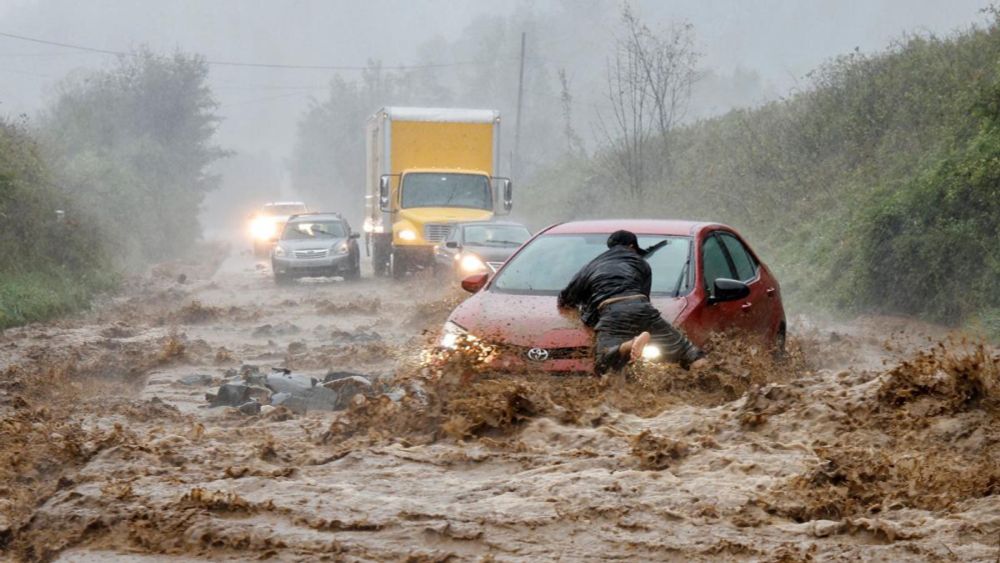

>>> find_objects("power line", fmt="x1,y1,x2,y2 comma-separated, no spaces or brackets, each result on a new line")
0,30,506,71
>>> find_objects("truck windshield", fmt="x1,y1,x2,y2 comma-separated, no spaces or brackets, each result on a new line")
401,173,492,210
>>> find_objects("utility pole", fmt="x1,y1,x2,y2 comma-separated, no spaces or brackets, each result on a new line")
513,31,526,179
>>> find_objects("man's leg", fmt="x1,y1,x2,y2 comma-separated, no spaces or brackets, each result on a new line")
644,311,704,369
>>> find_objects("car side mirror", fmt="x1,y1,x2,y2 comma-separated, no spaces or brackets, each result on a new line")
349,232,360,239
445,241,460,249
708,278,750,304
461,273,489,293
379,175,391,211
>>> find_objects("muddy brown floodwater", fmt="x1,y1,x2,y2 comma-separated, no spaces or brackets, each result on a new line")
0,246,998,562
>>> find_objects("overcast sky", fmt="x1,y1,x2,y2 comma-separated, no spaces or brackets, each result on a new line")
0,0,992,157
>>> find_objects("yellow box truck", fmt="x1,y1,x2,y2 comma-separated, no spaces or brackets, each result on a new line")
364,107,512,278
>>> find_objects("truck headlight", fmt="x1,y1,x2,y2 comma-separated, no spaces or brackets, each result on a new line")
459,254,487,273
439,321,468,349
398,229,417,241
273,245,286,258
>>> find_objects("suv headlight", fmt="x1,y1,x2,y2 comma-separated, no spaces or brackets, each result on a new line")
273,245,286,258
439,320,468,349
334,242,349,254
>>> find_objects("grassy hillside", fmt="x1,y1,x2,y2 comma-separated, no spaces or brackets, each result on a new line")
526,20,1000,335
0,120,115,329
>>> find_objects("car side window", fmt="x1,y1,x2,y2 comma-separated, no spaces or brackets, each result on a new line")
701,234,735,292
718,233,757,282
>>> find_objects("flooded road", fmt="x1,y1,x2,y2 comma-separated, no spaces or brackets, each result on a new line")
1,247,998,562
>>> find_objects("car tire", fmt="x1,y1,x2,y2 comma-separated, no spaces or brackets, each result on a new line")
345,259,361,281
772,325,787,362
390,251,406,279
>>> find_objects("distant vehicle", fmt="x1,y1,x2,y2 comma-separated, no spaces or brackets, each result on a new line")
250,201,308,257
271,213,361,284
433,221,531,277
364,107,513,279
440,219,786,372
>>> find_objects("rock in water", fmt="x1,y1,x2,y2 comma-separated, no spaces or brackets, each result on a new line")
238,401,261,415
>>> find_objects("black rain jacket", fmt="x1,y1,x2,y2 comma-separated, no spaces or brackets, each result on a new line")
557,246,651,327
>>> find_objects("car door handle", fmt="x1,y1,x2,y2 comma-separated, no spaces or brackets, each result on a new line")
741,302,753,312
766,287,776,297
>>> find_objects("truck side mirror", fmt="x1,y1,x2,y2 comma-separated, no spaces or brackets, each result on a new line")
379,175,391,211
503,179,513,212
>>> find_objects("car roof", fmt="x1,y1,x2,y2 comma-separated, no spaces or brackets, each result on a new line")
544,219,715,236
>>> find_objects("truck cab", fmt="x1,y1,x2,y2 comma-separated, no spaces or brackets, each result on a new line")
365,107,512,278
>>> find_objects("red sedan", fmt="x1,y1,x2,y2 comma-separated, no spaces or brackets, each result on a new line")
440,219,786,372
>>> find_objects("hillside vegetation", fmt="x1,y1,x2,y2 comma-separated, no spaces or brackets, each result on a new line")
525,19,1000,334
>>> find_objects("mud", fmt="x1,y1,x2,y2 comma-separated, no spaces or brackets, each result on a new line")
1,249,998,562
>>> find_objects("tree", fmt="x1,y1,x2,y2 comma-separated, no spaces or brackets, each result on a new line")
597,6,699,201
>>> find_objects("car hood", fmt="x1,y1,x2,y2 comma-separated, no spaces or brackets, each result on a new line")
277,237,347,250
449,290,688,348
461,245,521,263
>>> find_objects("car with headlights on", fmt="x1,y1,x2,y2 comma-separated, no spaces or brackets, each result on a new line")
433,221,531,277
439,219,786,372
271,213,361,284
250,201,309,257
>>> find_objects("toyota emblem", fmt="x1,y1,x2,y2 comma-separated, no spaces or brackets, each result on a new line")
526,348,550,362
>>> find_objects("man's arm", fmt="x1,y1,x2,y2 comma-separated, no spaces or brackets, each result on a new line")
558,265,589,309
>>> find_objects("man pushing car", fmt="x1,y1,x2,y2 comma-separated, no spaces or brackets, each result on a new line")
558,230,707,374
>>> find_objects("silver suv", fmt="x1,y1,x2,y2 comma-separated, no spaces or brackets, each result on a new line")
271,214,361,284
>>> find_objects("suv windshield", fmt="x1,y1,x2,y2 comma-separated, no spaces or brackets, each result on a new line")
464,224,530,247
264,204,307,216
401,173,492,210
281,220,346,240
491,233,692,295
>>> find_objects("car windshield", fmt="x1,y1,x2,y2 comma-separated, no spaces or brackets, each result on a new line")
463,224,530,247
401,173,492,210
264,204,307,216
281,221,346,240
491,233,692,295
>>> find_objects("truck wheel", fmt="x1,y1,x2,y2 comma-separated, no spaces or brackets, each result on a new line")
372,245,389,277
391,252,407,279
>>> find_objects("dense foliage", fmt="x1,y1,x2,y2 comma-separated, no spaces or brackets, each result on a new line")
0,120,113,328
41,49,225,265
525,21,1000,332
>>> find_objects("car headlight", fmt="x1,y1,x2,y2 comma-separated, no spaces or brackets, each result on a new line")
334,242,349,254
459,253,487,273
251,218,277,240
439,320,468,349
273,245,286,257
398,228,417,241
642,344,662,361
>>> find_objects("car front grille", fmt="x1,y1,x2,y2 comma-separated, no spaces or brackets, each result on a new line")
293,248,329,259
424,224,452,242
502,345,590,362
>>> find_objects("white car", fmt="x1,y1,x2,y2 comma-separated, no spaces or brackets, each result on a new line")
249,201,308,256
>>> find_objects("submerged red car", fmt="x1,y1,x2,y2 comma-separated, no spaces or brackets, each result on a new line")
440,219,786,372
